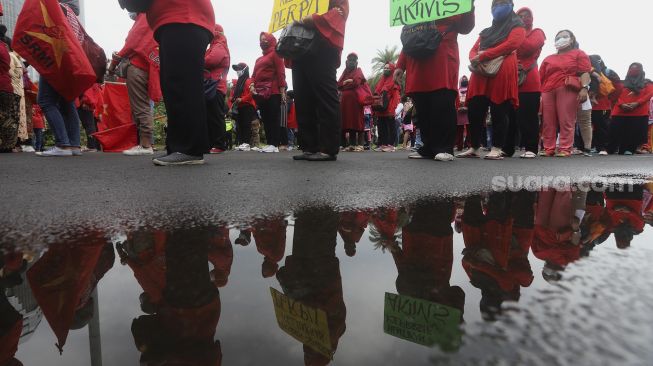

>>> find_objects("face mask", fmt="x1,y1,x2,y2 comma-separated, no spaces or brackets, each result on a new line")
461,80,469,87
260,42,270,50
520,14,533,29
237,70,245,78
129,12,138,21
492,3,513,21
346,61,357,70
555,36,571,50
383,70,392,77
604,68,612,76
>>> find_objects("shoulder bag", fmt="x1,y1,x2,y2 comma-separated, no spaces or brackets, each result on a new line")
276,24,316,60
518,62,536,86
401,22,450,59
469,56,506,78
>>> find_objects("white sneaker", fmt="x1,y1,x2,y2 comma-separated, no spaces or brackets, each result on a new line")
236,143,251,151
123,145,154,156
251,146,261,152
38,146,73,157
599,151,608,156
21,145,35,153
435,153,455,161
260,145,279,153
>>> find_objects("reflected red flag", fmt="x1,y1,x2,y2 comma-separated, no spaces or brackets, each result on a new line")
12,0,96,101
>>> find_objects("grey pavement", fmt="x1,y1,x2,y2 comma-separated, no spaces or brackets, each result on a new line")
1,151,652,245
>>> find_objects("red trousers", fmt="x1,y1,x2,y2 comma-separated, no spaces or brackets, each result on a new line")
541,86,579,154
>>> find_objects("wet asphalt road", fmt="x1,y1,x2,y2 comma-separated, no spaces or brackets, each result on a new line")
1,151,652,244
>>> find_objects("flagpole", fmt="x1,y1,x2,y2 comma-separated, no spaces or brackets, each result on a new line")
89,288,102,366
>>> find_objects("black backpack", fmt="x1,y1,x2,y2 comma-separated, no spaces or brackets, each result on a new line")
400,21,448,59
117,0,153,12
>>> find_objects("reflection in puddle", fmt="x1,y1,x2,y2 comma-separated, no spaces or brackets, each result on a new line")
1,183,652,365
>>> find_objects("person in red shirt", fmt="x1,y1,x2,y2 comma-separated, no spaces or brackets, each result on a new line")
109,12,160,156
31,105,45,152
458,0,525,160
395,9,475,160
590,55,618,155
507,7,545,159
609,63,653,155
252,32,287,153
231,63,257,151
148,0,216,166
204,24,230,155
374,63,401,153
291,0,349,162
539,30,592,157
338,53,366,152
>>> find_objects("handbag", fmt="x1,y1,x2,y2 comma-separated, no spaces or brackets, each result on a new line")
254,81,273,100
372,91,389,112
117,0,153,12
401,21,448,59
356,83,373,106
518,62,536,87
204,78,218,100
565,75,582,92
468,56,505,78
276,23,316,60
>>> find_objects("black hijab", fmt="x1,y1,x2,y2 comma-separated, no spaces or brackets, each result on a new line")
589,55,606,73
479,5,524,50
624,63,651,94
232,66,250,102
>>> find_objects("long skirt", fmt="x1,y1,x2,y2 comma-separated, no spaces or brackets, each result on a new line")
0,91,21,150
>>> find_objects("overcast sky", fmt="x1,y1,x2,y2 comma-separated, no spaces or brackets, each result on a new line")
86,0,651,87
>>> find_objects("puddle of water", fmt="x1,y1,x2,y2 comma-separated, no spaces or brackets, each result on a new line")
1,183,652,366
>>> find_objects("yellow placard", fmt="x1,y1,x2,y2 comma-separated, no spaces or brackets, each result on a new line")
268,0,329,33
270,287,332,359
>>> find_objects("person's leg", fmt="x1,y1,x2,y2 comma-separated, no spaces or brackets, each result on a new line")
157,24,211,157
577,107,593,151
608,116,623,154
518,92,541,154
263,95,282,147
467,96,490,149
126,66,154,148
540,90,558,154
292,61,319,153
591,110,608,152
410,93,433,157
78,108,98,149
455,125,464,150
377,117,389,147
205,95,221,149
489,101,511,153
37,79,70,147
60,100,81,148
556,87,580,154
502,103,518,157
431,89,457,155
34,128,44,151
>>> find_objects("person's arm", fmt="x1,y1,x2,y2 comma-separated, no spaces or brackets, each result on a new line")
539,61,548,86
452,6,476,35
274,54,287,101
577,52,592,102
478,27,526,61
469,38,481,63
518,29,545,59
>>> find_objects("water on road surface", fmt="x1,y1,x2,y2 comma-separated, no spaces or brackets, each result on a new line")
1,182,652,366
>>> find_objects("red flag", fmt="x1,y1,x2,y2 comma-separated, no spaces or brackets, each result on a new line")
98,82,132,131
93,123,138,153
11,0,96,101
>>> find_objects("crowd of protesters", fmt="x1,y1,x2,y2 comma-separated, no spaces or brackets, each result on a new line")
1,0,652,165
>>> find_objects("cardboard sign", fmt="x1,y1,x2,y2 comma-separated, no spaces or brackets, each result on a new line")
390,0,474,27
269,0,329,33
270,287,333,359
383,292,462,350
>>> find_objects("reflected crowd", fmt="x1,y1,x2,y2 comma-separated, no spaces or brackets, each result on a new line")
1,183,652,365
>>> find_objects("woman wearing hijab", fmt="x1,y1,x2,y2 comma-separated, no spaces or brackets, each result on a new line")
609,63,653,155
374,63,401,153
456,76,471,152
109,12,160,157
147,0,215,165
589,55,616,156
338,53,366,152
458,0,525,160
231,63,257,151
539,30,591,157
394,9,475,161
291,0,349,162
204,24,230,154
252,32,287,154
511,7,545,159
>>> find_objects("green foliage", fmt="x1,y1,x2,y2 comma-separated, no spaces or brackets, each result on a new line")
368,45,405,95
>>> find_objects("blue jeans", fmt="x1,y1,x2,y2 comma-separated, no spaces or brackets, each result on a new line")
33,128,44,151
38,79,80,147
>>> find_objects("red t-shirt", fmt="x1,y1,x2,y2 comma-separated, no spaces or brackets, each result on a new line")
0,43,13,94
396,12,475,94
517,28,545,93
147,0,215,36
539,49,592,93
117,14,158,72
611,83,653,117
205,42,230,95
252,34,287,96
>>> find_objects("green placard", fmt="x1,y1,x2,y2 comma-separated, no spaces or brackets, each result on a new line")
383,292,462,351
390,0,474,27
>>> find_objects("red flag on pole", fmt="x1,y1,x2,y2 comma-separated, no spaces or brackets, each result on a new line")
11,0,96,101
93,82,137,152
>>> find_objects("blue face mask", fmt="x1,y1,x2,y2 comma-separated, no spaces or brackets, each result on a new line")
492,3,513,21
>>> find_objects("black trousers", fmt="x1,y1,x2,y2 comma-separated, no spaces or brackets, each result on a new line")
468,96,511,150
507,92,540,154
77,108,100,150
609,115,648,154
256,94,282,147
377,116,396,146
235,104,256,145
292,38,341,156
157,24,211,156
206,92,226,150
592,110,611,152
411,89,457,156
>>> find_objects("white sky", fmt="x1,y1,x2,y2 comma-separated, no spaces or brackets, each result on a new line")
85,0,651,87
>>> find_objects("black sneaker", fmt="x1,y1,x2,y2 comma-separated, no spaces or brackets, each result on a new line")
153,152,205,166
293,152,313,161
306,152,337,161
